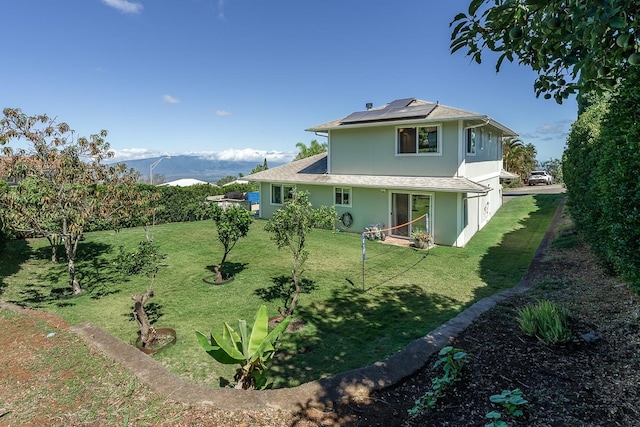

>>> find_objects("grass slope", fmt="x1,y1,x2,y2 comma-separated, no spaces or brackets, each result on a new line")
0,194,562,388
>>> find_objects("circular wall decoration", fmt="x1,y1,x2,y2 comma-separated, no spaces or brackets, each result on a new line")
340,212,353,228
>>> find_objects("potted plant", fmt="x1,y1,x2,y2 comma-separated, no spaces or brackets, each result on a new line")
411,228,432,249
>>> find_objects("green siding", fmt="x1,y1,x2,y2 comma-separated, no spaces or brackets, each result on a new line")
433,192,460,246
258,182,467,247
329,122,460,176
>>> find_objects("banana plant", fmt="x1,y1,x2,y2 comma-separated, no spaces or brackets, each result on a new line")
195,305,291,390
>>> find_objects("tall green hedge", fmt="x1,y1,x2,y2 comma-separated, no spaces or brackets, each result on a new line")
565,68,640,289
152,183,256,224
563,98,609,263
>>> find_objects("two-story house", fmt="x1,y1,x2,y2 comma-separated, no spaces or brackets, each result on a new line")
246,98,517,247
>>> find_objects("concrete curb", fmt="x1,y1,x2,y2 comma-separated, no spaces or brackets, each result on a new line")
47,198,566,411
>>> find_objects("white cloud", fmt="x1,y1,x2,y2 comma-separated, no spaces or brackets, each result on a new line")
215,110,232,117
101,0,143,14
110,148,162,161
197,148,294,163
109,148,295,163
218,0,226,20
162,94,181,104
521,120,572,141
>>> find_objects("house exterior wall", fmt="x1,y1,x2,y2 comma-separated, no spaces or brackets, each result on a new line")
457,176,502,247
464,161,501,180
463,126,504,180
328,122,460,177
259,182,390,235
259,181,468,247
433,192,460,246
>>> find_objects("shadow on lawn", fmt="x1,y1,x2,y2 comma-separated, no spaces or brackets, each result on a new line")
255,276,318,311
0,238,32,297
204,261,247,280
123,301,164,325
475,193,564,301
273,283,460,388
38,242,122,299
9,241,124,307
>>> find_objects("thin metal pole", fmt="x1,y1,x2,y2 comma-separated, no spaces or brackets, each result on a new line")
361,233,366,292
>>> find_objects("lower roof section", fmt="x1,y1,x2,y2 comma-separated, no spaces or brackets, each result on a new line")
246,153,490,194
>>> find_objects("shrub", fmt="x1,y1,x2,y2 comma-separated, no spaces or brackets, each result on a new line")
196,305,291,390
408,346,468,419
516,300,572,346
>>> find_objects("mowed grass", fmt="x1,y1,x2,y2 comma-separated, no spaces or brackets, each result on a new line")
0,194,563,388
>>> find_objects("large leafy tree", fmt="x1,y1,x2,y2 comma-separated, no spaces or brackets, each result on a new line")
293,140,327,161
451,0,640,102
264,189,336,317
0,108,147,295
2,176,66,261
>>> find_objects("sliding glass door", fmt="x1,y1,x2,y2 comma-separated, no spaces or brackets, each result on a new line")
391,193,431,238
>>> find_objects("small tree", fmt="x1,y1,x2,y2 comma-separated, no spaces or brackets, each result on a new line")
129,228,166,348
210,203,253,283
264,189,336,317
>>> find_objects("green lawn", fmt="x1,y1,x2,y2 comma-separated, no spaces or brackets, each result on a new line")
0,194,562,388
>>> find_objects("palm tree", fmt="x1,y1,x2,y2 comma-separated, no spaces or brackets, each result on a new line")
503,137,537,182
293,140,327,161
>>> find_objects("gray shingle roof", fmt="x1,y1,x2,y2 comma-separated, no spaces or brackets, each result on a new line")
246,153,490,194
306,98,518,137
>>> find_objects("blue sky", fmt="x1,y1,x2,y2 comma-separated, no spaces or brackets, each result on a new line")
1,0,576,164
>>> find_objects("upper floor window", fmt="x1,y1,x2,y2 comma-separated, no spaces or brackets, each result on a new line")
334,187,351,206
466,129,477,155
397,125,440,155
271,184,293,205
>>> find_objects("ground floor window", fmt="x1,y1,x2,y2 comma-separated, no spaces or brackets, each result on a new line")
334,187,351,206
271,184,294,205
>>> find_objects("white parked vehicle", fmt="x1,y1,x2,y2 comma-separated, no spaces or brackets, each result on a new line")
527,170,554,185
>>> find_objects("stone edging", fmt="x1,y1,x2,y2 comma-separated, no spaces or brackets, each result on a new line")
19,198,567,412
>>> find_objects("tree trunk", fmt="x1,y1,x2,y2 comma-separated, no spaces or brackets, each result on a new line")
46,234,60,263
64,234,83,295
214,265,224,283
132,288,156,347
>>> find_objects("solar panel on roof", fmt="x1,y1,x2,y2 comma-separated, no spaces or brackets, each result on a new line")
387,98,415,108
340,99,437,125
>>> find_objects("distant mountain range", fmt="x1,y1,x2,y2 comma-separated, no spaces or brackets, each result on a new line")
115,155,287,184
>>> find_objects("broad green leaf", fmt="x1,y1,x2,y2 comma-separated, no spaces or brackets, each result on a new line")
248,305,269,356
210,324,244,360
195,330,240,364
236,319,249,359
609,15,626,29
256,316,292,357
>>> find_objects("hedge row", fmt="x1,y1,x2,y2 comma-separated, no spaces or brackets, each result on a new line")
5,182,257,236
564,67,640,289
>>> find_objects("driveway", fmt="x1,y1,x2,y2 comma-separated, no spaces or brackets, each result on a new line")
502,183,566,202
